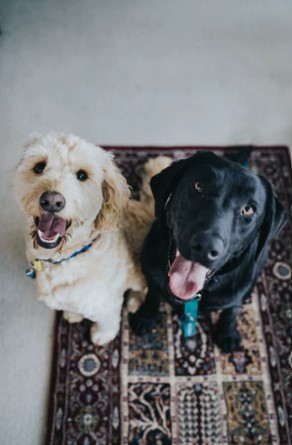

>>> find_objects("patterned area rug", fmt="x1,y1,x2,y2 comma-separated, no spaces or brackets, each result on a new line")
46,146,292,445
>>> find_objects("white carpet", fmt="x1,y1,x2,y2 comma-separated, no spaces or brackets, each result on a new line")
0,1,291,443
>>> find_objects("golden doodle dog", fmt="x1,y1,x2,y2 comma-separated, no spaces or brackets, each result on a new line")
15,133,171,345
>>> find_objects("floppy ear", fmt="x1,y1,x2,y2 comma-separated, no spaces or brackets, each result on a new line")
256,175,287,259
95,153,130,231
150,157,193,218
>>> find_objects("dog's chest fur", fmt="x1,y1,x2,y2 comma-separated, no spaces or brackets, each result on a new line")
32,232,134,320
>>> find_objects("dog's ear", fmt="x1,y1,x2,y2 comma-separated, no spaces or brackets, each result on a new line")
95,153,130,231
256,175,287,259
224,146,253,168
150,157,193,218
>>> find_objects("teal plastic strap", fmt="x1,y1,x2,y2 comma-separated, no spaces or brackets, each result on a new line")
181,297,200,337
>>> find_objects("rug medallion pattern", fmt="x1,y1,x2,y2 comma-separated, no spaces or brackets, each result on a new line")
46,146,291,445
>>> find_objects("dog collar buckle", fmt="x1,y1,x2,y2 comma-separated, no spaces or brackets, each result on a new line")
181,293,202,337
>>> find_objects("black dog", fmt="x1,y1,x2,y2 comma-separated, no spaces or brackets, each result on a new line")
130,150,287,352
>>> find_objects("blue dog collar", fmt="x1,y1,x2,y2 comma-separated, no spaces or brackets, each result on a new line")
181,293,202,337
26,235,100,279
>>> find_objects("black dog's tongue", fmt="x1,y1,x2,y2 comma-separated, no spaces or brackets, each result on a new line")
38,213,67,239
168,253,209,300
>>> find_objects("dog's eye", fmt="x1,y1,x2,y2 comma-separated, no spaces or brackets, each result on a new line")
242,205,256,217
33,161,46,174
76,169,88,181
194,181,204,193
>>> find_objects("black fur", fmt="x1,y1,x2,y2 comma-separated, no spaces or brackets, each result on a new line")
130,150,287,352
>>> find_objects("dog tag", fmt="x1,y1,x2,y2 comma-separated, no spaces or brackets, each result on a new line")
33,260,43,272
26,267,36,279
26,260,42,279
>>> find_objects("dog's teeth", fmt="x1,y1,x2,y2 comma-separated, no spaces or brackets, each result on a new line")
37,230,60,243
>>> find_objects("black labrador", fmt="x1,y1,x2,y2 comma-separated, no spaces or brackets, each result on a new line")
130,150,287,352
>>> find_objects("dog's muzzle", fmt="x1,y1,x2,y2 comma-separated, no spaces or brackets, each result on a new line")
35,213,69,249
33,191,69,249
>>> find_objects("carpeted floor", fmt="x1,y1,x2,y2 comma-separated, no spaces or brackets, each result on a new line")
45,147,291,445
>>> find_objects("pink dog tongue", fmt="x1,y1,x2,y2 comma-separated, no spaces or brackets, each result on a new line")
169,254,209,300
38,214,67,239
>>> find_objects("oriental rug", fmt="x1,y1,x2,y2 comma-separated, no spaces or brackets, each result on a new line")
46,146,292,445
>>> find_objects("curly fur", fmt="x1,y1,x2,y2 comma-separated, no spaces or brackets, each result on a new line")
15,133,170,345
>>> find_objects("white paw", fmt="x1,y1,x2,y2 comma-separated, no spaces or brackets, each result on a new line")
63,311,84,323
90,323,119,346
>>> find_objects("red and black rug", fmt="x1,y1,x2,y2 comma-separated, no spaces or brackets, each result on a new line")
45,146,291,445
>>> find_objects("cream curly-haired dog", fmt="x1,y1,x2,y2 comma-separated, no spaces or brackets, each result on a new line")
15,133,171,345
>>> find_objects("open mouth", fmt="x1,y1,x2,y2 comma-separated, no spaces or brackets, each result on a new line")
168,249,212,301
34,214,71,249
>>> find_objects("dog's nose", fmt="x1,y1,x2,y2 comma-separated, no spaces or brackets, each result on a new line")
191,232,224,263
39,191,66,213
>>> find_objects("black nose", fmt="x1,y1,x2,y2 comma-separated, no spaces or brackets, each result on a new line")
191,232,224,263
39,191,66,213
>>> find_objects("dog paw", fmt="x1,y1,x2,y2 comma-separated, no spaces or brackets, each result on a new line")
63,311,84,323
129,311,156,336
90,323,118,346
214,328,241,353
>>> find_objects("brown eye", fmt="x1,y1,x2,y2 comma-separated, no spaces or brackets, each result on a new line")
33,161,46,174
242,205,256,217
76,169,88,181
194,181,204,192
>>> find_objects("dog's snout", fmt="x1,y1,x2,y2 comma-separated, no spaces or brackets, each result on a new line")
191,232,224,263
40,191,66,213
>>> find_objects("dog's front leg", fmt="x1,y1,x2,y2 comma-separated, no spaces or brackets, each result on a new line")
129,288,161,336
90,310,121,346
213,306,241,353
